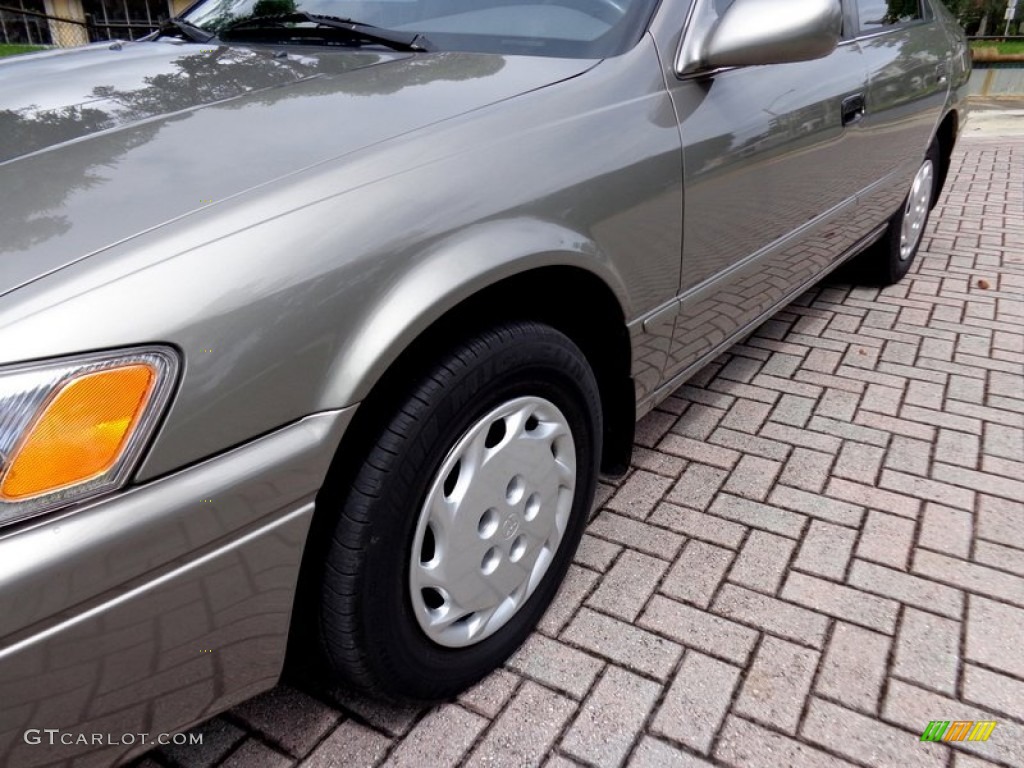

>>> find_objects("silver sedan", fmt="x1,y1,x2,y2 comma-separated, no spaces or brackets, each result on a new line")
0,0,968,764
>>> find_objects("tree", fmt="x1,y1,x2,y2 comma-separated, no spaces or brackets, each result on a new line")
937,0,1014,35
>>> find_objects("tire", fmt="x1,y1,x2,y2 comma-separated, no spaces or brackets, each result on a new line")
859,140,942,286
316,321,602,701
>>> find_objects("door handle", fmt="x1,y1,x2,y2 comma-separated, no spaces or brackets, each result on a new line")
841,93,866,126
935,63,949,84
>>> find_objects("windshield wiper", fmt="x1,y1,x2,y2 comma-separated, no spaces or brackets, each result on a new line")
152,18,215,43
218,12,432,52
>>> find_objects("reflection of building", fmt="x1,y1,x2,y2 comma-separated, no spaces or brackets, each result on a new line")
0,0,191,47
0,0,52,45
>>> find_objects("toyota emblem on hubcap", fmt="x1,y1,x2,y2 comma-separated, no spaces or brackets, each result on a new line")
501,515,520,540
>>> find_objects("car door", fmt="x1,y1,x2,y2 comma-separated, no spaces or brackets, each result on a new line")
850,0,951,225
650,0,870,383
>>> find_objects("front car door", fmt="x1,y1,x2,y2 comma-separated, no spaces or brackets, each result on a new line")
647,0,871,392
850,0,952,224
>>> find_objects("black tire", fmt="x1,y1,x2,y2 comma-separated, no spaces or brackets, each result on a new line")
316,321,602,701
858,140,942,286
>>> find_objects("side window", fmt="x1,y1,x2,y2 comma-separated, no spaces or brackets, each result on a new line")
856,0,922,34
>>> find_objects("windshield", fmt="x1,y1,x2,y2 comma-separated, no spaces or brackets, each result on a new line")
181,0,659,58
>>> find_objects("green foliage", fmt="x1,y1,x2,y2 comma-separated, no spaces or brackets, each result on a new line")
0,44,44,57
251,0,298,15
971,39,1024,52
886,0,923,22
938,0,1015,33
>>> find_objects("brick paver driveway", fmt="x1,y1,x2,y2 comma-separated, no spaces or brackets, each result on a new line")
140,136,1024,768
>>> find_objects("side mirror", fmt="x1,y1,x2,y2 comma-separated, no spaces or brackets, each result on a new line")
703,0,842,70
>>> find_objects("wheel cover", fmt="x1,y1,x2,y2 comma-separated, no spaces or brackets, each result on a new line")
899,159,934,261
409,396,577,648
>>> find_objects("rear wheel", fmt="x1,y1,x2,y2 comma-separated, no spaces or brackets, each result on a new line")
316,321,601,700
858,140,941,285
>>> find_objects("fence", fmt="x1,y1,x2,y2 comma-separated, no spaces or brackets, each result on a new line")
0,2,165,48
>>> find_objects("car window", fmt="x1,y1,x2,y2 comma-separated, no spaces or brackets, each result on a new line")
855,0,922,34
182,0,660,58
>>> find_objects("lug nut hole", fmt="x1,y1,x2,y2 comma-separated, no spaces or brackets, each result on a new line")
478,508,499,539
506,475,524,505
481,547,501,575
510,535,527,563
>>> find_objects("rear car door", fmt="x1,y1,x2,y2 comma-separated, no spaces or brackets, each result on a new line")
850,0,951,226
656,0,871,382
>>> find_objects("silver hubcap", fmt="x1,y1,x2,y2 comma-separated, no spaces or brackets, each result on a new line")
900,159,934,261
410,396,577,648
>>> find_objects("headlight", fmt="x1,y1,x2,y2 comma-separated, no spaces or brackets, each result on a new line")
0,347,178,526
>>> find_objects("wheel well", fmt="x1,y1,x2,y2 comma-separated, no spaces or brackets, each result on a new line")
341,266,635,482
932,110,958,209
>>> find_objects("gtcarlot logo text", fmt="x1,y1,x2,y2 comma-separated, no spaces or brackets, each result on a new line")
24,729,201,747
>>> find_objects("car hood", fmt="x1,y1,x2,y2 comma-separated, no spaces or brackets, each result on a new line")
0,41,595,296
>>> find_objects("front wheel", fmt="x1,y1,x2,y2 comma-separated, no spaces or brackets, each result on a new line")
316,321,602,700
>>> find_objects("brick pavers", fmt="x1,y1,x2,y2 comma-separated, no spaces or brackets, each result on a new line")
139,137,1023,768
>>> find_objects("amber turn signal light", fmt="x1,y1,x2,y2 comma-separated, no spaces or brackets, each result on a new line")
0,364,157,500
